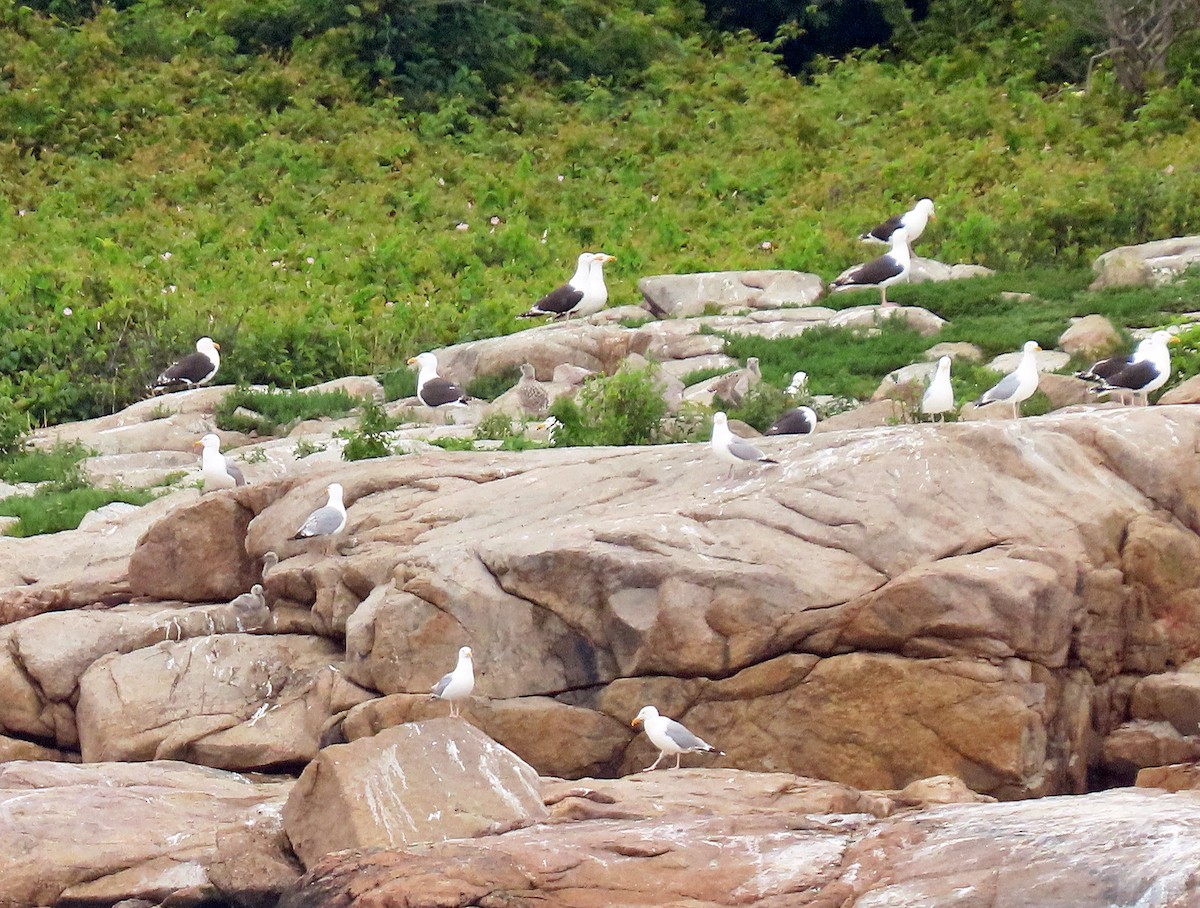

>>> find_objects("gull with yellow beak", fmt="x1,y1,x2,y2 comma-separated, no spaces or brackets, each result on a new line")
150,336,221,395
631,705,723,771
974,340,1042,419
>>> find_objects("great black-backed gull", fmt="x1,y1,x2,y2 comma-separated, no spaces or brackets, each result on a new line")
860,198,936,247
921,356,955,421
831,227,912,306
292,482,347,543
765,406,817,436
408,352,469,409
150,337,220,395
631,705,724,771
974,341,1041,418
518,252,615,320
711,411,778,479
430,646,474,718
1079,330,1179,406
195,434,245,491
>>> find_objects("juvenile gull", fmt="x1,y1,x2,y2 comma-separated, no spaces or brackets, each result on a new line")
974,341,1041,419
921,356,955,421
710,357,761,407
831,227,912,306
150,337,220,395
711,411,777,479
518,251,616,320
292,482,347,546
430,646,475,718
515,363,551,417
631,705,724,771
765,406,817,436
230,584,269,631
195,433,245,491
408,351,468,410
859,198,936,247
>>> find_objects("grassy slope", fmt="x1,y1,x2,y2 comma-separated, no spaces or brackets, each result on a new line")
3,7,1200,425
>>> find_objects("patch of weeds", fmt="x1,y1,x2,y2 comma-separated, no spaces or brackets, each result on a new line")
293,438,327,459
152,470,188,487
720,384,790,433
680,366,734,387
618,316,652,329
547,367,668,446
146,403,176,420
239,448,269,464
379,367,418,401
429,436,476,451
0,484,156,536
466,366,522,401
338,401,400,461
215,385,363,436
0,440,92,485
473,412,520,441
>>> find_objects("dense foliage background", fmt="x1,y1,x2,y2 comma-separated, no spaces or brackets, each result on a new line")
2,0,1200,427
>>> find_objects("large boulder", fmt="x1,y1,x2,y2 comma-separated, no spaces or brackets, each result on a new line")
281,719,548,868
638,269,825,318
76,634,372,769
1090,235,1200,290
0,760,296,908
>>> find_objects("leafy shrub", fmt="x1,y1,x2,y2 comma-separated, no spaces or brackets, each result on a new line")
720,384,790,433
547,367,668,446
338,401,399,461
466,366,522,402
379,368,418,402
214,385,363,435
473,412,520,441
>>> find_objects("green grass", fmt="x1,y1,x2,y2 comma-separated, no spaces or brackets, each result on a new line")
0,441,91,485
214,386,365,436
680,366,735,388
379,368,419,402
466,366,522,401
0,485,156,537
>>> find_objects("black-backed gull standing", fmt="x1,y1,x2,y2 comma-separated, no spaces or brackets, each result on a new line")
859,198,936,247
831,227,912,307
150,337,220,395
518,252,615,320
407,352,469,410
1079,330,1179,406
765,406,817,436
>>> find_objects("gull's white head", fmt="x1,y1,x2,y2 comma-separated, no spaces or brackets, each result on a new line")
197,336,220,354
936,356,951,374
407,352,438,371
916,198,936,219
889,227,910,249
198,433,221,451
458,645,473,661
631,705,660,728
326,482,344,504
1023,341,1041,355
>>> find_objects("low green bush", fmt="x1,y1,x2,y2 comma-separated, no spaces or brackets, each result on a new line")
338,401,399,461
214,385,364,435
0,440,91,485
547,367,668,446
0,484,156,537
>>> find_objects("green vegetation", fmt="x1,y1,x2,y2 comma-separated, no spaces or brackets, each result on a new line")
0,484,156,537
214,386,364,435
338,401,400,461
548,368,671,446
0,440,90,485
3,0,1200,436
466,367,523,402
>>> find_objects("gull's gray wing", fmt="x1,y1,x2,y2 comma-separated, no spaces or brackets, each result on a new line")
224,457,246,486
664,718,714,752
727,438,768,462
431,670,455,698
294,506,342,539
983,370,1021,403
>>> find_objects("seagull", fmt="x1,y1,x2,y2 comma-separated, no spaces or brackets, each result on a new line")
150,337,220,395
515,363,550,417
974,341,1041,418
1080,330,1180,406
921,356,955,421
711,411,778,480
631,705,724,771
230,584,269,631
831,227,912,307
786,371,809,397
260,551,279,580
518,252,616,320
430,646,475,718
765,406,817,436
859,198,936,248
710,357,762,407
292,482,348,551
407,352,469,411
195,433,246,491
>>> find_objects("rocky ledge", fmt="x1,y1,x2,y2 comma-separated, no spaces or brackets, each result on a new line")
4,402,1200,906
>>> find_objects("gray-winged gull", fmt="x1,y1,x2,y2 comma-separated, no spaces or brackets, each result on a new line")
292,482,347,549
195,433,245,491
631,705,724,771
711,411,777,479
518,251,616,320
230,584,269,631
765,406,817,436
831,227,912,306
859,198,936,247
921,356,954,421
151,336,220,395
516,363,550,416
1082,330,1179,406
430,645,474,718
974,341,1041,418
